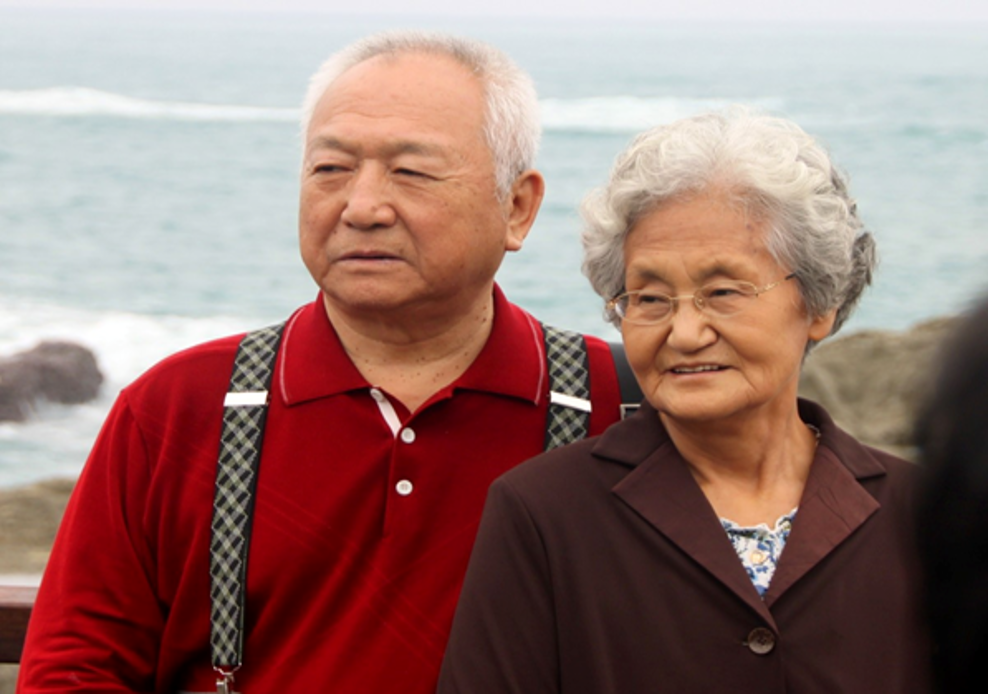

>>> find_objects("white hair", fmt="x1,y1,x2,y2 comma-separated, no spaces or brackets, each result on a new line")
581,106,876,342
300,30,541,198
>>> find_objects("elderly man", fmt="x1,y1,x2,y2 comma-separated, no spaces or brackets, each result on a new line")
17,32,628,694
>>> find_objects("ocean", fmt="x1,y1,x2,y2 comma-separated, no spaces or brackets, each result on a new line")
1,10,986,487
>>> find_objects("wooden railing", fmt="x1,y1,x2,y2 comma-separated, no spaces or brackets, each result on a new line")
0,585,36,663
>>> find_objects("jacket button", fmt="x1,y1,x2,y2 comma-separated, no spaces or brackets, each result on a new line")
745,627,776,655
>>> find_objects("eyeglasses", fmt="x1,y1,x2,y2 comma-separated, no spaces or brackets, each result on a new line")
607,273,797,325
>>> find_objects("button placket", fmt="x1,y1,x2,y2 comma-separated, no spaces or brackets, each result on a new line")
394,426,416,497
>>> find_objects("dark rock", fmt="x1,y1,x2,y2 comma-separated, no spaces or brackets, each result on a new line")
0,341,103,422
799,316,960,457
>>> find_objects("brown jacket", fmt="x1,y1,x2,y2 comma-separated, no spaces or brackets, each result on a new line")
438,400,932,693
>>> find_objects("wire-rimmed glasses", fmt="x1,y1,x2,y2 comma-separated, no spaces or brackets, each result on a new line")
607,274,797,326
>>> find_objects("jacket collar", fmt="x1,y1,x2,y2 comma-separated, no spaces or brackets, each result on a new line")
599,399,886,624
275,285,547,407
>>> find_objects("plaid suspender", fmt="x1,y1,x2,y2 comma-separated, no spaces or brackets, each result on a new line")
542,324,592,449
210,322,285,692
208,322,594,691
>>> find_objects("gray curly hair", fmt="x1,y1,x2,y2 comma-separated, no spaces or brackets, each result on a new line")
300,30,541,199
581,106,876,342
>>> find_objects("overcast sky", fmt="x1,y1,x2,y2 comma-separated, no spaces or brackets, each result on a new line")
1,0,986,23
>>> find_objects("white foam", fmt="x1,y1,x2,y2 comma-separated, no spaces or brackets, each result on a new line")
0,87,792,132
0,299,261,488
540,96,787,132
0,87,298,122
0,299,255,385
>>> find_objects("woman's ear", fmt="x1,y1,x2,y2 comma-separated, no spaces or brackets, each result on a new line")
808,307,839,342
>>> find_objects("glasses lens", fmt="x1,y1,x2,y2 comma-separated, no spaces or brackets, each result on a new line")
699,282,757,316
624,292,674,323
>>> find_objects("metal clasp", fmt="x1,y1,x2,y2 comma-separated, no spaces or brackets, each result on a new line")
215,667,237,694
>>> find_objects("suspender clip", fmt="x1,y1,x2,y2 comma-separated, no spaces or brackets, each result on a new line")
215,667,237,694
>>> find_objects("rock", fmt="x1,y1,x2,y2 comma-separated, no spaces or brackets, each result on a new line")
0,341,103,422
799,316,960,457
0,477,75,574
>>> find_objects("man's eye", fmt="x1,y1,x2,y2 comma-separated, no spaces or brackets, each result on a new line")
395,168,427,178
313,164,346,174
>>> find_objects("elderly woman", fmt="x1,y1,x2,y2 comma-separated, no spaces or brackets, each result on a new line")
437,108,931,694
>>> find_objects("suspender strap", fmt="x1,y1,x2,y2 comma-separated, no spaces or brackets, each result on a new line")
607,340,643,418
206,319,604,686
210,322,285,681
542,324,592,450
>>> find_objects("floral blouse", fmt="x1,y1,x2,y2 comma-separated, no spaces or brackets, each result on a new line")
721,508,797,597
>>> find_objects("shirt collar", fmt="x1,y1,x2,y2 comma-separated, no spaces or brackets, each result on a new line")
276,285,546,407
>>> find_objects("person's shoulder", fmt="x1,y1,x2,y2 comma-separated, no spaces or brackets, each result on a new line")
503,436,600,480
861,444,922,488
803,397,918,478
825,431,923,515
126,308,309,395
582,333,618,365
863,444,918,472
494,433,625,507
127,331,245,398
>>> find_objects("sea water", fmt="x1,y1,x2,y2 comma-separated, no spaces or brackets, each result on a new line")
1,10,987,487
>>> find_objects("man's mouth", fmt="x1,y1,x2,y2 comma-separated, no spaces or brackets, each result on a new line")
340,251,399,261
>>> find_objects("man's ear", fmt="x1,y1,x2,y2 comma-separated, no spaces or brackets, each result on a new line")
503,170,545,252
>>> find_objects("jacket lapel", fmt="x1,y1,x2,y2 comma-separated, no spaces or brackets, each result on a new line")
597,400,886,624
763,406,884,606
602,407,776,625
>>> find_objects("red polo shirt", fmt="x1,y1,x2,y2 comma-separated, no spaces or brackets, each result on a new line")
20,287,622,693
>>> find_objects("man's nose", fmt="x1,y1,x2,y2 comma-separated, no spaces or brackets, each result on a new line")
341,166,397,230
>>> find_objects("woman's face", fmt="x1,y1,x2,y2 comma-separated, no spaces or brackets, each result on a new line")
621,190,836,426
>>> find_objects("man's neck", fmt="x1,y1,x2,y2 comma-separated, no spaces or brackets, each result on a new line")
322,291,496,413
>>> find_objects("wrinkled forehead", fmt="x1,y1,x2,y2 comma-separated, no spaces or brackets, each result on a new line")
332,50,485,110
303,50,496,180
311,51,489,139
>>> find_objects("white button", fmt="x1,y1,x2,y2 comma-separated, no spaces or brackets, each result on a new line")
396,480,414,496
369,388,386,403
400,428,416,444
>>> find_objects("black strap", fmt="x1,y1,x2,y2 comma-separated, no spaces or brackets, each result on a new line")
608,341,643,418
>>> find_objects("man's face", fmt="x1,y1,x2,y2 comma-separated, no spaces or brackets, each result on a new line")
299,52,523,323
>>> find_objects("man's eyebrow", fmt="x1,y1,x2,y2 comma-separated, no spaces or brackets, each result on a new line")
306,135,348,153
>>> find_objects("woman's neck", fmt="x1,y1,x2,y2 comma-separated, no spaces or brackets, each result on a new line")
661,406,819,526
